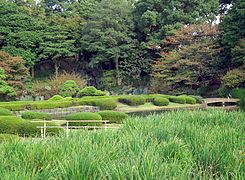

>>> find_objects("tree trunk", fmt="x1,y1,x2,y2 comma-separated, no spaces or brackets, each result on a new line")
115,55,121,85
54,60,60,78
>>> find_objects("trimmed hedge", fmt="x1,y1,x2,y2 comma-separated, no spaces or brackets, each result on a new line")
0,107,13,116
118,96,146,106
189,95,204,104
21,111,52,120
179,95,197,104
169,96,186,104
49,95,63,101
65,112,102,126
153,97,169,106
231,88,245,99
142,94,169,102
78,86,106,97
98,111,128,124
0,116,61,137
238,98,245,111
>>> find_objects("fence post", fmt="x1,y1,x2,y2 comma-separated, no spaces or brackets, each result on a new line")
66,121,69,138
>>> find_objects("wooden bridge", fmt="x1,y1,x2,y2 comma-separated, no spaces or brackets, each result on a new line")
204,98,240,109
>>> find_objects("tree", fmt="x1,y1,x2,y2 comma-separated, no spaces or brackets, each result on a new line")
80,0,138,85
0,51,29,92
151,24,222,95
0,68,16,100
0,1,46,71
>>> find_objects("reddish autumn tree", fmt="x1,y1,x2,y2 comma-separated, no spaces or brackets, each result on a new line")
151,24,222,95
0,51,28,94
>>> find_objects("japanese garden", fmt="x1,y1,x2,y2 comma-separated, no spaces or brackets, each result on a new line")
0,0,244,179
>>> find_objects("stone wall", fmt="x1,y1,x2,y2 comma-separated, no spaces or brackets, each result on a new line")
14,106,99,118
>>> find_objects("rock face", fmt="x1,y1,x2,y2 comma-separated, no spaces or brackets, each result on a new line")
14,106,99,119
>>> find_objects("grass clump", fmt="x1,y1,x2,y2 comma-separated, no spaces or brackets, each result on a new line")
98,111,128,123
0,134,19,143
49,95,63,101
0,107,13,116
21,111,52,120
118,96,146,106
0,110,243,178
65,112,102,126
153,97,169,106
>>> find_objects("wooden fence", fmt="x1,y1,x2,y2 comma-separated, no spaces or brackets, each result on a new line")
31,120,116,139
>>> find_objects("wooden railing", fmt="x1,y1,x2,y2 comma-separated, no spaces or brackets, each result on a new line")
31,120,115,139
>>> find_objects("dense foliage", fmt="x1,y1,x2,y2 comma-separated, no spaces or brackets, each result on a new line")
0,0,244,96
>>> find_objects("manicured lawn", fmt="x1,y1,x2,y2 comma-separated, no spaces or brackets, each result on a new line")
116,102,202,113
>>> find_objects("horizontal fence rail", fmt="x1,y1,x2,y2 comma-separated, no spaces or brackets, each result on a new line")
31,120,115,139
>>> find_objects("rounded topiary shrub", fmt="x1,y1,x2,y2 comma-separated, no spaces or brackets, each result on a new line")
78,86,106,97
62,97,73,101
0,107,13,116
17,121,62,137
179,95,197,104
98,111,128,124
49,95,63,101
59,80,80,97
169,96,186,104
189,95,204,104
153,97,169,106
93,99,117,110
65,112,102,126
118,96,146,106
21,111,52,120
0,116,23,134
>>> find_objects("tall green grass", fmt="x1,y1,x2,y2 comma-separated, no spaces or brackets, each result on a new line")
0,110,244,179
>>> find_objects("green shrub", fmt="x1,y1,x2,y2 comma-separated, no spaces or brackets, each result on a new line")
0,134,19,143
21,111,52,120
0,107,13,116
169,96,186,104
118,96,146,106
0,116,61,137
78,86,106,97
179,95,197,104
231,88,245,99
17,121,61,137
141,94,169,102
62,97,73,101
49,95,63,101
153,97,169,106
238,98,245,111
0,116,22,134
65,112,102,126
98,111,128,123
59,80,80,97
92,99,117,110
189,95,204,104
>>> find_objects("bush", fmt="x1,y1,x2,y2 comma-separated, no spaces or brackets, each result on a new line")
17,121,61,137
169,96,186,104
65,112,102,126
153,97,169,106
79,98,117,110
189,95,204,104
118,96,146,106
0,107,13,116
78,86,106,97
49,95,63,101
32,72,86,98
238,98,245,111
62,97,73,101
0,134,19,143
0,116,22,134
98,111,128,123
231,88,245,99
179,95,196,104
21,111,52,120
141,94,169,102
59,80,80,97
0,116,61,137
